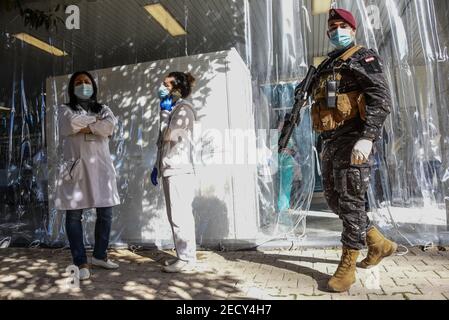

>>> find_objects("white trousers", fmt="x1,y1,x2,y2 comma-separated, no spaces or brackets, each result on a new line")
162,174,197,262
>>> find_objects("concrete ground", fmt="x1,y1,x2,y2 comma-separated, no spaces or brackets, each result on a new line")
0,246,448,300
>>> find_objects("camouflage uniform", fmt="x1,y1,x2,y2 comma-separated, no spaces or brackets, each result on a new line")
312,44,392,250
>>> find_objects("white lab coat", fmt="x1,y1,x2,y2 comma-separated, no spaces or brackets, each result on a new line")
55,104,120,211
155,99,197,262
155,99,196,178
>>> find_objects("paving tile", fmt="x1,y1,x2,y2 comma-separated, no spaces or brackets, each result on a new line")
368,293,406,300
280,286,314,296
348,285,384,296
381,284,421,295
296,294,333,300
403,271,442,279
404,293,447,300
393,278,432,287
415,283,449,294
332,293,369,300
435,271,449,278
1,248,449,300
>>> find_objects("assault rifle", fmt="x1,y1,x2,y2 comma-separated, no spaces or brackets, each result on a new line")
278,65,317,152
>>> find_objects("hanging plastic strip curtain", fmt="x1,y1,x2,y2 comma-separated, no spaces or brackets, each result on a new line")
0,0,448,249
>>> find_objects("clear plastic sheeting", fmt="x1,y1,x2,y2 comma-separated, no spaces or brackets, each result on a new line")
0,0,448,249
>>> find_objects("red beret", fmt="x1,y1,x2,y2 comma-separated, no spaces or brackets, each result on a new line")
329,8,357,30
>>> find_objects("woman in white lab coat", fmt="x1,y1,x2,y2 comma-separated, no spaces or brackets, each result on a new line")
55,71,120,281
151,72,198,273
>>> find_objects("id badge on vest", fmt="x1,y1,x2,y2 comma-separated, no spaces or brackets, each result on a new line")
84,133,97,142
326,78,339,109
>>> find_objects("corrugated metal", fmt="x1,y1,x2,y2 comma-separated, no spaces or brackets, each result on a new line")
1,0,426,71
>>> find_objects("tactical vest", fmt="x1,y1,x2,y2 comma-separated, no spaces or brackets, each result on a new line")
311,45,367,132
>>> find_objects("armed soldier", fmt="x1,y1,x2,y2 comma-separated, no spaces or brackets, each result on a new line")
308,8,397,292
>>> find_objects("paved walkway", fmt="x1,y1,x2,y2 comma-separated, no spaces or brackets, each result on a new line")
0,246,448,300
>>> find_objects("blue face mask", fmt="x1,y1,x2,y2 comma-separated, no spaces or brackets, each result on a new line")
329,28,354,49
158,84,171,100
74,84,94,100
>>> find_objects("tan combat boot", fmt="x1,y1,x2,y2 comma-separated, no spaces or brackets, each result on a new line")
328,247,359,292
359,227,398,269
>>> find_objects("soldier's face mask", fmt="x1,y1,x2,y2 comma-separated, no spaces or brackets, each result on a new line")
329,27,354,49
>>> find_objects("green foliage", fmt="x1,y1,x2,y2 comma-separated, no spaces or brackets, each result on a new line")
2,0,65,31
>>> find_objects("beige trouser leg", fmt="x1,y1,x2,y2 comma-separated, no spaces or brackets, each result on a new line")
162,174,197,262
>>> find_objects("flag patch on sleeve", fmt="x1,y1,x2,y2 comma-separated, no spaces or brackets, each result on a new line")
360,55,383,73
